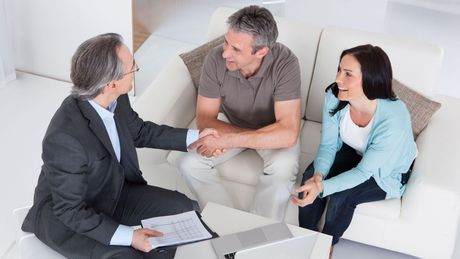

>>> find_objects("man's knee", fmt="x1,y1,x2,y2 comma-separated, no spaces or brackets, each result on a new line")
178,153,193,173
168,191,196,213
178,152,208,176
263,149,298,174
105,249,142,259
262,158,298,181
92,244,142,259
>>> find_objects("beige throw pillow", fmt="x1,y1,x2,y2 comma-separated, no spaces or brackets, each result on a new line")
179,36,225,89
393,79,441,139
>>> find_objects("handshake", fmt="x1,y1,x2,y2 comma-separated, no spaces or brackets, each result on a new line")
188,128,230,158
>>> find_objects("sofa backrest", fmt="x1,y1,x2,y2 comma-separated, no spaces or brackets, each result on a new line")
205,7,322,117
305,26,444,123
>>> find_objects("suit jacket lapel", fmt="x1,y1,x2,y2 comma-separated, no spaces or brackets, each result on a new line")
77,99,118,160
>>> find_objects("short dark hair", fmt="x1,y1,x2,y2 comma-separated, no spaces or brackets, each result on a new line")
328,44,396,115
70,33,125,100
227,5,278,53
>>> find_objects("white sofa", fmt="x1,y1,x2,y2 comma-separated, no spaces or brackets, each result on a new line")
134,7,460,259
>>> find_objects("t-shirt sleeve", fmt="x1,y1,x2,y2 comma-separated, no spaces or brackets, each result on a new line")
273,52,301,102
198,48,221,99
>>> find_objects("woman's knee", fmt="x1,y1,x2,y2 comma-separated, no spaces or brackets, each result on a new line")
300,162,315,184
325,193,355,220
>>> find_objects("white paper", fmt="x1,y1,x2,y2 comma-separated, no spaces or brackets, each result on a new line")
141,210,212,249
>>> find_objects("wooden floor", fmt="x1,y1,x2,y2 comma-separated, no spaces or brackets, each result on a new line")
133,17,151,53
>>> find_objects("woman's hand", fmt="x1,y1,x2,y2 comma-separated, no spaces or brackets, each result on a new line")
291,173,323,207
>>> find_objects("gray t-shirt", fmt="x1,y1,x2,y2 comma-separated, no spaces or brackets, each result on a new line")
198,42,301,129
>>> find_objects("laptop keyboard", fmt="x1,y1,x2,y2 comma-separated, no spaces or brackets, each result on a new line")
224,252,236,259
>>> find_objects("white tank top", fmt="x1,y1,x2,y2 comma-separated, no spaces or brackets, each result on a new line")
340,108,374,155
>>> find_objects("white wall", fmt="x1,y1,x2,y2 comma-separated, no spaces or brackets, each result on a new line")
384,1,460,97
133,0,261,46
391,0,460,15
6,0,133,82
0,0,15,86
284,0,388,33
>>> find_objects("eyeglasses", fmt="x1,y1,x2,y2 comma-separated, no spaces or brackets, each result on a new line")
123,63,140,76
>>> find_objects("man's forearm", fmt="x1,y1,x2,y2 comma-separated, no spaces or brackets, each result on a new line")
196,116,249,134
223,122,299,149
196,97,301,151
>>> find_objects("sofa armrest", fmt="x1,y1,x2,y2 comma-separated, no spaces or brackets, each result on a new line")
401,94,460,234
133,55,198,163
133,55,197,128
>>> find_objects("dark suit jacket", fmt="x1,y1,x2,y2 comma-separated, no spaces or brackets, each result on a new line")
22,94,188,250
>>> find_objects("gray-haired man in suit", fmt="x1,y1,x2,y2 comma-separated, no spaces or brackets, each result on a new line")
22,33,214,259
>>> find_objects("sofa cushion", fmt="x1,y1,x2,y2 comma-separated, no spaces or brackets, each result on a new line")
300,120,322,155
179,36,225,89
393,79,441,139
355,198,401,219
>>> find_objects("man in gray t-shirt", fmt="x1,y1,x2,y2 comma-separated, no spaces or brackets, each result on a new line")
180,5,301,220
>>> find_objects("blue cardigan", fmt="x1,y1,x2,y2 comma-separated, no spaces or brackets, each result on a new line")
314,89,417,199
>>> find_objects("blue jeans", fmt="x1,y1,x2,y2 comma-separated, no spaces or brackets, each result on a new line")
298,144,386,245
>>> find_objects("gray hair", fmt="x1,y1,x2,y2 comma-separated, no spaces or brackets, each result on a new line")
70,33,125,100
227,5,278,53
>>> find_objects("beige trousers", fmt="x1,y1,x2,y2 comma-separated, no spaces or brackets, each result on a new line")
178,115,299,220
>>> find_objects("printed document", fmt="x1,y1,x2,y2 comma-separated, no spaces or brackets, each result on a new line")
141,210,213,249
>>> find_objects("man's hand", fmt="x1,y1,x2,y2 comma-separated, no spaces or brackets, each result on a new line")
199,128,220,139
131,228,163,253
188,128,228,157
291,173,323,207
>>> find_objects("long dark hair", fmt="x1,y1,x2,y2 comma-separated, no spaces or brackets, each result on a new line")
328,44,396,116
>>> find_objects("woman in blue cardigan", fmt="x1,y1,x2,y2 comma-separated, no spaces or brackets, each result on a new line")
292,44,416,253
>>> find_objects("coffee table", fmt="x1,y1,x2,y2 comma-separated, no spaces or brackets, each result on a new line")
175,202,332,259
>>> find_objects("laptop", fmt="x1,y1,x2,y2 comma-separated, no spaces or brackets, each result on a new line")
211,222,317,259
